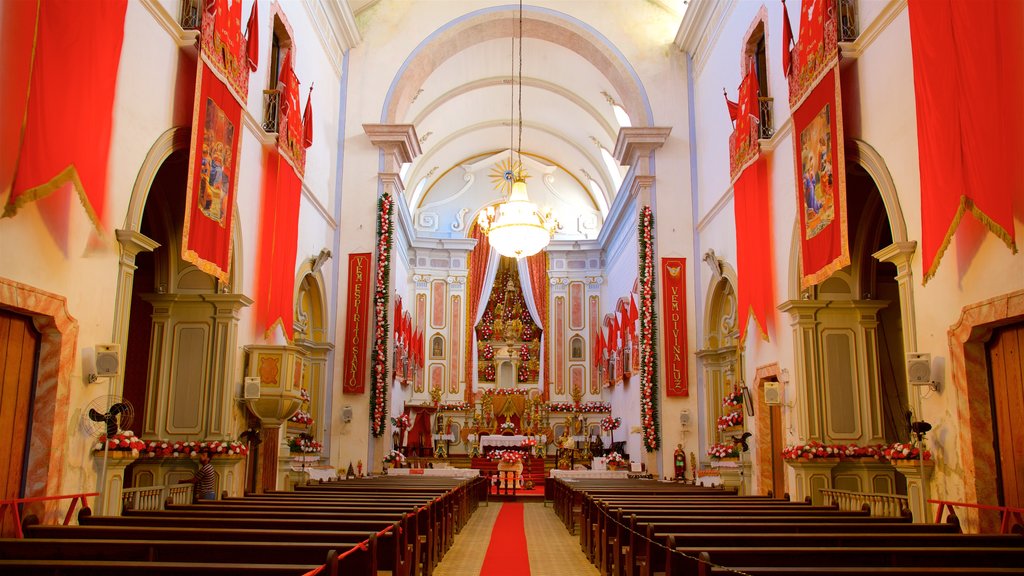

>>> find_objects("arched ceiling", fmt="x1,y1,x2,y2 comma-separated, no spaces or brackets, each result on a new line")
352,2,685,240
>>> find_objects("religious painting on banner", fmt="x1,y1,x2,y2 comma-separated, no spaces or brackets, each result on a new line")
342,253,372,394
786,0,848,289
660,258,688,397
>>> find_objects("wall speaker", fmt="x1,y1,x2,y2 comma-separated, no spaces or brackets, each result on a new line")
763,381,782,405
679,409,690,426
341,405,353,423
907,353,932,386
94,344,120,377
243,377,261,400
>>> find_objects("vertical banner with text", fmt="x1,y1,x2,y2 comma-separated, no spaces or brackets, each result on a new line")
342,253,372,394
660,257,689,397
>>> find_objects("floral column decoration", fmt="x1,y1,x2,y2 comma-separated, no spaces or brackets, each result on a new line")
638,205,660,451
370,193,394,437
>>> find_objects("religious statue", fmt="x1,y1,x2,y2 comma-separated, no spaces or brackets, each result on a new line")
674,444,687,481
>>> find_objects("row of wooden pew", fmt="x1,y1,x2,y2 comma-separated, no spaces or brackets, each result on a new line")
554,478,1024,576
0,475,487,575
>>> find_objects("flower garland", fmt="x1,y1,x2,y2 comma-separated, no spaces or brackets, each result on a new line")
107,437,250,458
94,432,145,453
370,193,394,437
289,409,313,426
390,414,411,429
716,411,743,431
546,401,612,413
483,388,530,396
490,449,525,463
383,449,406,464
707,442,740,459
437,401,471,411
722,389,743,408
481,344,495,360
300,388,311,403
638,206,660,451
882,442,932,461
600,415,622,432
781,441,886,460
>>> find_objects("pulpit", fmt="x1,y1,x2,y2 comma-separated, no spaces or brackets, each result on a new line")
243,345,307,492
496,460,524,490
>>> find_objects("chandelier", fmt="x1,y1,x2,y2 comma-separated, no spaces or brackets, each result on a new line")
477,0,557,259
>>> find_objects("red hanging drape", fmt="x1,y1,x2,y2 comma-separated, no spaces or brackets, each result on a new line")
464,224,491,400
3,0,128,232
526,251,549,389
734,156,773,341
909,0,1023,282
256,148,302,339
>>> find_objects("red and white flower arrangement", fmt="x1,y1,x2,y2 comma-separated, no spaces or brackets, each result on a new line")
883,442,932,461
722,389,743,408
481,344,495,360
600,415,622,432
370,193,394,437
490,450,525,464
716,411,743,431
638,206,660,451
603,452,626,466
520,437,538,448
707,442,740,459
300,388,311,403
288,433,322,454
383,449,406,465
781,441,886,460
483,388,529,396
546,401,612,413
437,401,472,411
480,363,496,381
519,344,531,362
289,409,313,425
499,421,516,433
391,413,411,429
95,432,145,453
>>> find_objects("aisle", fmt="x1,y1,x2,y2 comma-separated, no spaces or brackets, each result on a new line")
432,502,598,576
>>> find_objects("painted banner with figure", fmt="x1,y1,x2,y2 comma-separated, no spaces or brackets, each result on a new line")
182,0,257,282
660,258,689,397
786,0,848,289
343,253,372,394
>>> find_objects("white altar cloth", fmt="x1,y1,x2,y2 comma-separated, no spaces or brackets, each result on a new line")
479,435,546,449
387,468,480,478
549,469,630,479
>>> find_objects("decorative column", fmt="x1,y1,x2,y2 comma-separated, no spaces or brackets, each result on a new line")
204,294,253,437
784,458,839,505
112,229,160,392
872,241,919,414
894,459,935,522
93,453,136,515
778,300,826,440
243,345,308,492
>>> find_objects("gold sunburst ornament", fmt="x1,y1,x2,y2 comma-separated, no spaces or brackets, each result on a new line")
489,158,529,196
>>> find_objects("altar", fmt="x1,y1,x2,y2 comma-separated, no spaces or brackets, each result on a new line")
479,434,546,449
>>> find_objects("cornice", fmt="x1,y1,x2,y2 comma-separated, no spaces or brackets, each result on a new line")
674,0,736,78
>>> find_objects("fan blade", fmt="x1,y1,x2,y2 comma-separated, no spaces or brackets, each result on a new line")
108,403,129,417
88,409,106,423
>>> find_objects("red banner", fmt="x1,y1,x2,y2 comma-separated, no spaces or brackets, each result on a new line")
255,148,302,339
182,59,243,282
734,157,773,340
3,0,128,232
660,258,688,397
342,253,372,394
909,0,1023,282
792,65,848,288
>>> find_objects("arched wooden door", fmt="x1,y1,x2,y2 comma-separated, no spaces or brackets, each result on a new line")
987,322,1024,511
0,309,39,537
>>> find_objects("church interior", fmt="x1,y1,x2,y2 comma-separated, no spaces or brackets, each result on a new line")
1,0,1022,573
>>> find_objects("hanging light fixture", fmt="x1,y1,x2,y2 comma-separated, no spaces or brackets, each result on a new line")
477,0,557,259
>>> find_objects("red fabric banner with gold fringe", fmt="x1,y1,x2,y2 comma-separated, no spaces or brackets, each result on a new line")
908,0,1023,282
255,148,303,339
182,59,243,283
342,253,372,394
660,258,688,397
787,0,848,289
3,0,128,233
734,156,773,340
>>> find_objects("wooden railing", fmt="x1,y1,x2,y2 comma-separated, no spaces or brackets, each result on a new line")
0,492,98,538
931,499,1024,534
120,484,193,513
262,90,280,133
821,488,909,518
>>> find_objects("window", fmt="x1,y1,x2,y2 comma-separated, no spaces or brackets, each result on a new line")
744,19,774,139
263,17,292,133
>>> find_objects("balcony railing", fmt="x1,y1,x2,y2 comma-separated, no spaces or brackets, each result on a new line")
120,484,193,513
837,0,858,42
757,96,774,140
821,488,909,518
179,0,201,31
263,89,281,133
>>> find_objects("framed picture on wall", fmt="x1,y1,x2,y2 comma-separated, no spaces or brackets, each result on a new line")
431,334,445,359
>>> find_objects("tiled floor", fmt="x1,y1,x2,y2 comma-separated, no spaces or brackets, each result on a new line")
433,502,598,576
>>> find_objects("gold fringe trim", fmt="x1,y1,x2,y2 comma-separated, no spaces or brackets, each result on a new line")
3,0,42,208
2,164,105,237
263,317,289,343
923,196,1018,284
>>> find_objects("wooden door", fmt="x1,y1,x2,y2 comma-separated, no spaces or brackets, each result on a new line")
987,323,1024,510
0,309,39,537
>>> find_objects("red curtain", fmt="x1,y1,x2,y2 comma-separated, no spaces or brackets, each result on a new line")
526,251,548,388
464,224,491,400
256,149,303,340
3,0,128,231
734,156,773,341
909,0,1023,281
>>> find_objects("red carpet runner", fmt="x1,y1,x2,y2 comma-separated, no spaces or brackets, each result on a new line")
479,502,531,575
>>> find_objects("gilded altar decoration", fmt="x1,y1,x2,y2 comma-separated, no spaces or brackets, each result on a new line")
638,206,660,451
370,194,394,436
474,258,542,384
